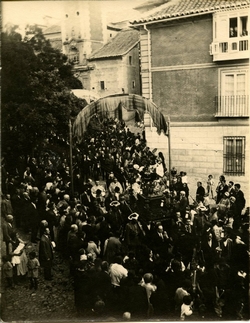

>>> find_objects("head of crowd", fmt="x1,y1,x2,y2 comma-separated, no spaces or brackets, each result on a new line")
1,116,249,320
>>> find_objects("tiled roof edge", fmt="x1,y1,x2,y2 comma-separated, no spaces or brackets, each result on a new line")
89,39,140,60
131,1,250,25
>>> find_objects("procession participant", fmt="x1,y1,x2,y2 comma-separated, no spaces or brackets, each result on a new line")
2,214,16,255
124,213,142,252
91,180,106,199
216,176,228,204
106,201,123,234
39,227,54,280
103,231,122,264
234,184,246,219
196,182,205,203
109,177,123,197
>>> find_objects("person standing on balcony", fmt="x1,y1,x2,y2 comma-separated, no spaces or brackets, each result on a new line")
229,27,237,37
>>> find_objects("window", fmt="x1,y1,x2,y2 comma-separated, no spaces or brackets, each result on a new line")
217,69,249,116
229,17,238,37
229,16,248,38
219,42,228,53
211,11,249,60
223,137,245,175
240,16,248,36
129,56,132,65
100,81,105,90
132,80,135,88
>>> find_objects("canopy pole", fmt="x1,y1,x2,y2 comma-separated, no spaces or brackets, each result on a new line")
167,116,171,186
69,119,74,197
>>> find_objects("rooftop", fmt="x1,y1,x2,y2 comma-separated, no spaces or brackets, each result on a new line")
131,0,250,24
89,28,140,60
43,24,61,35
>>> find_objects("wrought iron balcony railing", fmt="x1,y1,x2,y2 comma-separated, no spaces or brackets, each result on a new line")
215,95,249,117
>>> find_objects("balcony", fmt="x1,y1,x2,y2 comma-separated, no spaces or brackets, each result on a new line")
215,95,249,117
210,38,249,61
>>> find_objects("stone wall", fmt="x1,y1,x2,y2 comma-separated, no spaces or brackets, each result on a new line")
145,121,249,206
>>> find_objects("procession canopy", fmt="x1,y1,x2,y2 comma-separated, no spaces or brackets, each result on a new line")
72,93,168,142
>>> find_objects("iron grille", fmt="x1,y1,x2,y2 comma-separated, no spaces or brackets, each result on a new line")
223,136,245,175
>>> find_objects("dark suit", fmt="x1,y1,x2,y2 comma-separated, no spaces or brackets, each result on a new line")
26,202,40,243
150,230,170,258
39,233,54,280
201,238,218,270
2,220,16,254
235,190,245,215
1,198,13,218
44,210,58,241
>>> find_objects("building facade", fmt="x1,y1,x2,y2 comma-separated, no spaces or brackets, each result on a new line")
132,0,249,202
88,29,141,97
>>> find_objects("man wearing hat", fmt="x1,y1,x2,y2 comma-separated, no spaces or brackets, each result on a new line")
124,213,142,251
106,201,123,234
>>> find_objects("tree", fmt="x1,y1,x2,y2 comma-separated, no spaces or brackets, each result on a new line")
2,25,87,166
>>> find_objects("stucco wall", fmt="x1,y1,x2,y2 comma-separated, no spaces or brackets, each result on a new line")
125,46,141,95
90,59,122,96
152,67,218,121
145,123,249,205
150,17,213,67
90,50,141,97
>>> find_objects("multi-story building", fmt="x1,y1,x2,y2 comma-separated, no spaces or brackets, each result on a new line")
43,1,142,96
88,28,141,97
131,0,249,202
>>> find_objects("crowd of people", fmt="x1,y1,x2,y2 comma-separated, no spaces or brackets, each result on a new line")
1,117,249,321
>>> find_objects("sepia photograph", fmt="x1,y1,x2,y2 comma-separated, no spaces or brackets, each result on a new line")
1,0,249,322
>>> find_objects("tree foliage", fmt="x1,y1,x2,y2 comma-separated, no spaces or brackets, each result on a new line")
2,25,86,159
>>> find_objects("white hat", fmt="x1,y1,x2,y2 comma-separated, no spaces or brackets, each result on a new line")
110,201,120,207
128,212,139,221
80,254,87,261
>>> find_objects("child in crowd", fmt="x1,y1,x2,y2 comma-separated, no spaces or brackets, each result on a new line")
180,295,193,320
207,174,215,199
27,251,40,290
175,280,191,311
2,255,14,288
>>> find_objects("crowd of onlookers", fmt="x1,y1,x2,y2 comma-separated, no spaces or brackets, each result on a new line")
1,117,249,321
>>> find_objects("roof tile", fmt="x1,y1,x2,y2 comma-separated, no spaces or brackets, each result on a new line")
89,28,139,60
132,0,250,24
43,24,61,34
